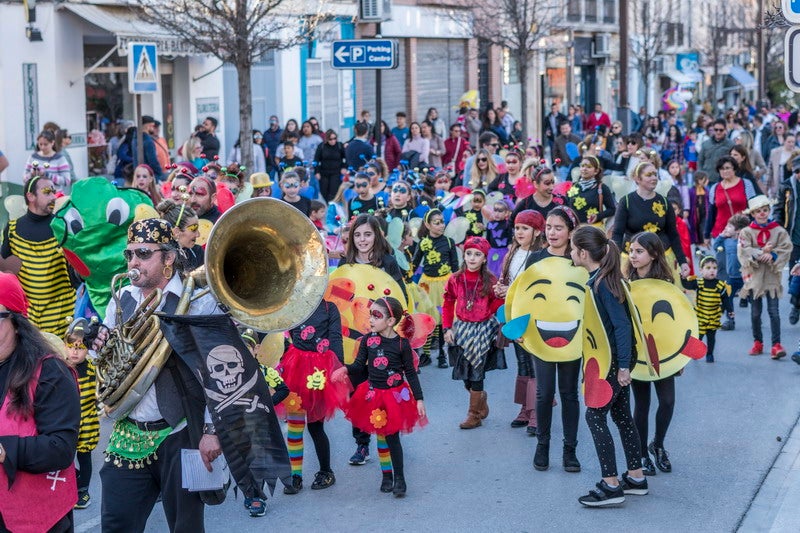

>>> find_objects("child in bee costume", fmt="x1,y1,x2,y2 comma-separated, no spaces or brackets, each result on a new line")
276,299,350,495
681,256,731,363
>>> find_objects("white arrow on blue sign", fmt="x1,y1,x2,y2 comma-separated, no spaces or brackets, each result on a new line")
127,42,159,93
783,0,800,24
331,39,398,70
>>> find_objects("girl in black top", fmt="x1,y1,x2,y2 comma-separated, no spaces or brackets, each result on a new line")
412,209,460,367
571,226,646,507
334,297,426,498
512,166,567,221
278,300,349,494
566,156,616,226
384,180,418,223
280,171,312,216
348,172,380,218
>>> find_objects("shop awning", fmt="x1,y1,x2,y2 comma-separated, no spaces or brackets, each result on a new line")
728,65,757,90
60,3,199,56
663,69,702,85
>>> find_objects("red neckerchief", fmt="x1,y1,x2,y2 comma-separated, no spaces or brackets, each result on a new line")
749,220,780,247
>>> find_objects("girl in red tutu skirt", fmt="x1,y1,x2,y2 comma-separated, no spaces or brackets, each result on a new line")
333,296,427,497
277,299,350,494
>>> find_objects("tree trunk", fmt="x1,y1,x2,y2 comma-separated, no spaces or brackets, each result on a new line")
518,52,529,142
236,62,254,172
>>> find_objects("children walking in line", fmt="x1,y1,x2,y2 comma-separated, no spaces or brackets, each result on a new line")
443,236,506,430
64,318,99,510
681,256,731,363
334,297,426,497
738,195,793,359
278,299,350,496
570,225,646,507
495,210,545,435
412,208,460,368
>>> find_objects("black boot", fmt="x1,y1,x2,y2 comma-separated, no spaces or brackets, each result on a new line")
437,354,448,368
392,474,406,498
380,472,394,493
419,353,432,367
533,440,550,471
563,443,581,473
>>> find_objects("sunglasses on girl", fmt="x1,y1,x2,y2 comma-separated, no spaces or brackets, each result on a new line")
123,247,167,262
477,157,488,162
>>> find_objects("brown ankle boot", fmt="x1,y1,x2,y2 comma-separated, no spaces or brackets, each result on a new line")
477,390,489,420
460,390,483,429
511,377,528,427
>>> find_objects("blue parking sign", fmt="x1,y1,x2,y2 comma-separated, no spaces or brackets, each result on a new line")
127,43,159,93
782,0,800,23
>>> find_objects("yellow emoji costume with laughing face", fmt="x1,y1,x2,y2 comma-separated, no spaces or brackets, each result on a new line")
629,279,706,381
502,257,588,362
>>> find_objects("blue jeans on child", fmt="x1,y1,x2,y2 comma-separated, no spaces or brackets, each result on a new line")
751,295,781,345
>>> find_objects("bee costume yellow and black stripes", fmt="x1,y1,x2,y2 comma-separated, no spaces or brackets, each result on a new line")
5,217,74,335
682,277,731,335
76,359,100,452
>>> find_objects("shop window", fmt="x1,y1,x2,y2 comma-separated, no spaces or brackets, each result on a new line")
603,0,616,24
306,59,342,132
585,0,597,22
664,22,684,48
567,0,581,22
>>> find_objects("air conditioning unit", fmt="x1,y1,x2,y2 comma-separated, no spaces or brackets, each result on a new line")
360,0,391,22
592,34,610,57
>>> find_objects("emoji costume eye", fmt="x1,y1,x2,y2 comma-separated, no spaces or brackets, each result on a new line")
651,300,674,321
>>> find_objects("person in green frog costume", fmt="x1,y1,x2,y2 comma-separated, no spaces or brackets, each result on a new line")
50,177,156,319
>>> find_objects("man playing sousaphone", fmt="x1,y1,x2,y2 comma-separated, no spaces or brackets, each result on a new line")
95,218,223,531
95,217,294,530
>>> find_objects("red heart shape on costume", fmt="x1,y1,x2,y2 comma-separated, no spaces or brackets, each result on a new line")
583,358,613,409
514,177,536,200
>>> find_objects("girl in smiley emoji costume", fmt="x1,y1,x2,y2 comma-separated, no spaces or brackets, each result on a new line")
443,236,506,430
277,299,351,495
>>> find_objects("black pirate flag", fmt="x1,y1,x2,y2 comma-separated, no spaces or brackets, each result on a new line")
159,313,291,498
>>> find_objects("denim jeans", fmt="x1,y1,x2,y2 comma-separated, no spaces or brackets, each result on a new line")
751,295,781,344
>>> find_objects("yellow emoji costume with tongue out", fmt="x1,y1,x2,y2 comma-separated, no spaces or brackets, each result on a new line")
629,278,706,381
501,257,588,362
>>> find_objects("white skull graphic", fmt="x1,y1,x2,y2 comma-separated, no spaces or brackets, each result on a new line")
207,345,244,394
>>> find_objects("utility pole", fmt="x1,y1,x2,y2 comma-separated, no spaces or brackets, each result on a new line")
618,0,629,131
757,0,766,102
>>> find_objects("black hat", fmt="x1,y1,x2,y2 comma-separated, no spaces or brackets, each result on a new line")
142,115,157,125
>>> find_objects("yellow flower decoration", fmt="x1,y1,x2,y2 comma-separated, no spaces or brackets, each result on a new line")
306,368,326,391
420,237,433,251
651,201,666,218
586,207,598,218
286,391,303,412
426,249,442,265
263,366,284,388
471,223,482,234
643,222,660,233
370,408,388,429
465,211,477,222
567,186,579,198
438,264,452,276
573,197,587,210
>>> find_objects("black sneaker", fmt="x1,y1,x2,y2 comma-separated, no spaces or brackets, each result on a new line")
739,298,748,308
380,472,394,492
74,491,91,510
619,472,649,495
419,353,432,367
437,355,448,368
720,319,734,331
641,456,657,476
283,474,303,495
244,497,267,517
311,470,336,490
791,307,800,325
349,444,369,465
578,481,625,507
649,442,672,473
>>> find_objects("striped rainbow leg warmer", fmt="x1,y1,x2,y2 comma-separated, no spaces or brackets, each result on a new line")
286,412,306,476
376,435,393,475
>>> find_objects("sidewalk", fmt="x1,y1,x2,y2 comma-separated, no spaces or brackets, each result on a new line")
738,409,800,532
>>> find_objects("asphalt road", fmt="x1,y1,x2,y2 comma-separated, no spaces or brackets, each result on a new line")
74,298,800,532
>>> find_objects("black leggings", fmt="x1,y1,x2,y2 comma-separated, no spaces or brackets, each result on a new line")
533,356,581,445
319,173,342,202
513,343,535,377
631,376,675,451
385,432,404,477
463,379,484,392
701,330,716,356
585,364,641,478
307,421,332,472
76,451,93,492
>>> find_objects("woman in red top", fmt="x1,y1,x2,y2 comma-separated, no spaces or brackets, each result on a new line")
704,156,759,246
442,237,505,430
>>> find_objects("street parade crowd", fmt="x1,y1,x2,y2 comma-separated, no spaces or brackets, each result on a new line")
3,97,800,531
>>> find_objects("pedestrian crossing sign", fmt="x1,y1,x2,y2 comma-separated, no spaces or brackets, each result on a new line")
127,42,159,93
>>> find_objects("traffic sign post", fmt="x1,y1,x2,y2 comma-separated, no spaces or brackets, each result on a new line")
331,39,398,70
127,42,159,168
785,27,800,92
783,0,800,24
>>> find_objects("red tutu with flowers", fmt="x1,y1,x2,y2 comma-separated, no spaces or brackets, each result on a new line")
276,345,351,422
345,381,427,436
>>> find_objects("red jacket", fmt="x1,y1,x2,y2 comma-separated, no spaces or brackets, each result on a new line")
443,136,470,168
584,111,612,132
442,269,504,329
